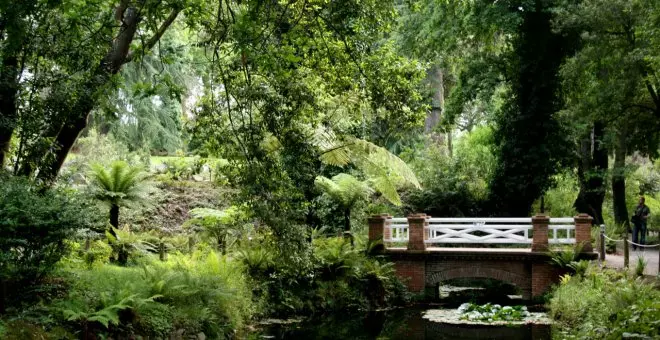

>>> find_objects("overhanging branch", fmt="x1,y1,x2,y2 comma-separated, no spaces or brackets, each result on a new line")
125,8,181,63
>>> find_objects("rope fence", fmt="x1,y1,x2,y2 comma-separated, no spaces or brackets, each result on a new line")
597,224,659,274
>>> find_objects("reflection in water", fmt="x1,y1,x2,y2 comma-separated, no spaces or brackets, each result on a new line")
250,307,551,340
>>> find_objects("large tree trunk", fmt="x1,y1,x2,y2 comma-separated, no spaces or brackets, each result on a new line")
0,3,33,168
425,66,444,133
343,207,354,246
0,54,19,168
487,1,573,217
35,7,142,182
574,122,608,224
612,132,629,228
110,204,120,229
30,6,180,182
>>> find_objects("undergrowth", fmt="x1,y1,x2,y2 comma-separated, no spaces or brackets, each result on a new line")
549,267,660,339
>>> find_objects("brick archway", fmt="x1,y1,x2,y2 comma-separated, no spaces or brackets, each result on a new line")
427,267,530,294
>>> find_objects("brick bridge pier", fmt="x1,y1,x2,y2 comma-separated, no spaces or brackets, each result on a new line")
368,214,597,300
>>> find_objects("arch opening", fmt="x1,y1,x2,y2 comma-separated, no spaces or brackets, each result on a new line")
427,267,531,304
435,277,523,306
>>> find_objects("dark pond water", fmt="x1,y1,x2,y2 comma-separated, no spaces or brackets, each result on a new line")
248,306,552,340
248,281,552,339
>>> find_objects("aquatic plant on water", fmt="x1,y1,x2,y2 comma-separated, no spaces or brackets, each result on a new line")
458,303,530,322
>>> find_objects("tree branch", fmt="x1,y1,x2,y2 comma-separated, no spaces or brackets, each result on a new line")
125,8,181,63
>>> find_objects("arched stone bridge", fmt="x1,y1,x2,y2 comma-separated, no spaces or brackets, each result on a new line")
368,214,598,300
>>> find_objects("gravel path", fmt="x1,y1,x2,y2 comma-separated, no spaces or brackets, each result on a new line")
601,246,659,276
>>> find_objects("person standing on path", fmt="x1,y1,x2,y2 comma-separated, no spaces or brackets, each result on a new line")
631,196,650,250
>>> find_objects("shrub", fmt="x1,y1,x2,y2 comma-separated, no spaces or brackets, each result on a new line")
0,175,102,310
184,206,251,254
240,233,407,317
54,250,254,338
634,256,647,277
401,129,494,216
161,157,210,180
550,268,660,339
106,226,156,265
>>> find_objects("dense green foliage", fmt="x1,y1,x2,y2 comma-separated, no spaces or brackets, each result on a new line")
550,267,660,339
404,127,495,216
239,235,405,317
2,0,660,337
0,175,102,311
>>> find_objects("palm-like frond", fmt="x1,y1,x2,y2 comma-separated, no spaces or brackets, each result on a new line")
315,174,374,208
313,128,421,206
89,161,149,206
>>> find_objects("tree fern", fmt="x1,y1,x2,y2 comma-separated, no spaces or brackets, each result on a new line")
315,174,373,235
89,161,150,231
184,206,250,254
90,161,149,207
314,174,373,209
313,128,421,205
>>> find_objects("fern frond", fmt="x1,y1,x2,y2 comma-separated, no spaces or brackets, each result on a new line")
89,161,149,206
314,176,342,200
369,176,401,206
315,174,373,208
347,137,420,189
312,127,420,206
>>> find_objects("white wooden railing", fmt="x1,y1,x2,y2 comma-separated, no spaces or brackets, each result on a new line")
383,217,575,245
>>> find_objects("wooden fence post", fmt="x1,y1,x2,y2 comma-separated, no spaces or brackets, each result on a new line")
599,224,606,261
624,231,629,268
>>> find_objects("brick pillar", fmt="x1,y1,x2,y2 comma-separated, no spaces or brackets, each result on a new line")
407,213,427,251
531,214,550,252
368,214,389,252
574,213,593,252
531,263,552,298
383,215,392,247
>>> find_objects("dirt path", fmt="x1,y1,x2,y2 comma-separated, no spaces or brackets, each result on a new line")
602,246,659,276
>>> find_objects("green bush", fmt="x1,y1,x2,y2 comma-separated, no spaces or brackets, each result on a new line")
161,157,210,180
61,129,149,183
550,267,660,339
184,206,251,254
532,172,579,217
106,226,156,265
53,250,254,338
402,128,494,216
239,233,406,317
0,175,102,310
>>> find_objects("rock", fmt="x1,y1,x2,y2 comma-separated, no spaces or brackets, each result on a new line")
155,163,169,173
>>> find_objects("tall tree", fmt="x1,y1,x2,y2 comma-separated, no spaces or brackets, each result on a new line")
5,0,200,181
0,0,46,166
556,0,660,225
488,0,575,216
573,122,608,224
191,0,427,245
